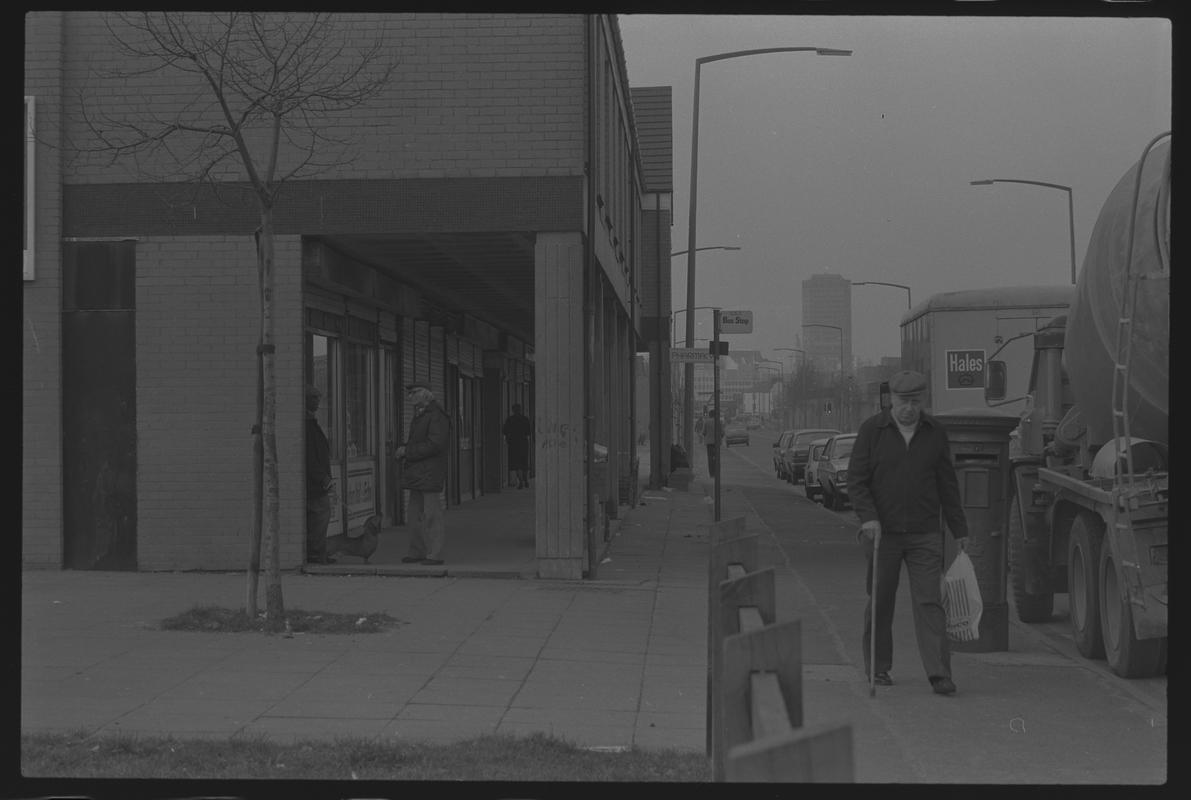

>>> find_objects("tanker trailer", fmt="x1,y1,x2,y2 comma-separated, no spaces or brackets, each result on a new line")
986,133,1169,678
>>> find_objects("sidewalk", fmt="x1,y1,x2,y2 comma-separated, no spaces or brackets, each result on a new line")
20,458,712,752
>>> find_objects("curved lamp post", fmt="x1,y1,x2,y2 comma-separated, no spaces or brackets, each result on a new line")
970,178,1076,285
803,323,845,428
775,347,805,427
852,280,912,309
683,45,852,457
672,304,726,347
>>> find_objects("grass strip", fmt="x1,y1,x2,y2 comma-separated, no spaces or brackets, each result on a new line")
21,729,711,781
159,605,403,634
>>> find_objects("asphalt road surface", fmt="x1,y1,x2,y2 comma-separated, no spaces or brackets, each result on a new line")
710,433,1167,784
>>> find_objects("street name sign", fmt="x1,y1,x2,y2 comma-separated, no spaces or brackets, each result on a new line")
671,348,717,363
719,309,753,333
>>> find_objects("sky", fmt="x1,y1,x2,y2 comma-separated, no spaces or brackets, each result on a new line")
616,12,1171,367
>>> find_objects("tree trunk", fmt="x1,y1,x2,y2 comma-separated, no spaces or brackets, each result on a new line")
246,228,265,618
246,334,264,618
259,206,284,626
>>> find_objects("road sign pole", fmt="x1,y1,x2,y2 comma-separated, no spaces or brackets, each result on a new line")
713,308,722,522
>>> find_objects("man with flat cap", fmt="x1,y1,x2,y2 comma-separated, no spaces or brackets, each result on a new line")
395,382,451,565
847,369,968,695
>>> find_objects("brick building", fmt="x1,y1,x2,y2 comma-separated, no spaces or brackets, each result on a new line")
23,12,673,578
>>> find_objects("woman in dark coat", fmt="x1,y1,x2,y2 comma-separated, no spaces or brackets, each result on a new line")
502,404,532,489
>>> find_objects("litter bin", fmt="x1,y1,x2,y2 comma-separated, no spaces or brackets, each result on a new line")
934,407,1020,652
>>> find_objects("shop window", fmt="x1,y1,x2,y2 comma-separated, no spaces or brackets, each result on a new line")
309,333,337,455
343,340,375,458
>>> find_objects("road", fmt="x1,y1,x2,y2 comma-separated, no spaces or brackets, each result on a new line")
710,431,1167,784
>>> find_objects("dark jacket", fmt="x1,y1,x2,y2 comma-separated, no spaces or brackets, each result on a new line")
400,401,451,492
847,410,968,540
306,417,332,498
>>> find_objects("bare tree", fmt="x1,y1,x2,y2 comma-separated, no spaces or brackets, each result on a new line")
79,12,394,625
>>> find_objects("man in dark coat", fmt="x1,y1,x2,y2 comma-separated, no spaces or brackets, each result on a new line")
502,404,532,489
305,385,334,564
396,382,451,565
847,370,968,696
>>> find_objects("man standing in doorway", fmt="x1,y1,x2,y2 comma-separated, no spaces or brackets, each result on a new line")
847,370,968,695
502,403,532,489
397,383,451,566
305,385,334,564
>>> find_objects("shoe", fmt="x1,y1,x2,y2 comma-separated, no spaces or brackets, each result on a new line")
873,672,893,686
401,556,423,563
420,558,444,565
930,676,956,695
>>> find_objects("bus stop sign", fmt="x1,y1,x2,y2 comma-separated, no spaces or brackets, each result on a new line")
719,309,753,333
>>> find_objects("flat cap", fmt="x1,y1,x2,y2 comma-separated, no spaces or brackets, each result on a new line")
405,382,432,393
888,370,927,396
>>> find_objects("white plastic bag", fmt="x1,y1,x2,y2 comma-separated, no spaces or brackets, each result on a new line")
941,550,983,642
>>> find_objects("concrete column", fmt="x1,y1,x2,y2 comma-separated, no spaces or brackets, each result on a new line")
534,232,586,579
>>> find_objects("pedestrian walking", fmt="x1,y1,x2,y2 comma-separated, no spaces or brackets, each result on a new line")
847,370,969,695
396,383,451,566
704,409,723,478
305,385,335,564
502,403,532,489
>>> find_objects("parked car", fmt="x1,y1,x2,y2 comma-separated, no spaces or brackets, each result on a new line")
724,424,749,447
780,428,841,484
745,416,762,430
818,433,858,510
803,437,833,501
772,430,796,479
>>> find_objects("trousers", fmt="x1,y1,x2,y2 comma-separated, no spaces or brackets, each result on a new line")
862,531,951,679
406,490,445,560
306,492,332,562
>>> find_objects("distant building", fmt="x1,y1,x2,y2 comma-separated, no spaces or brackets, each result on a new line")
801,274,853,376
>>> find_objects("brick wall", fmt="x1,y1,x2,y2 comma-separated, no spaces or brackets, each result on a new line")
23,13,65,567
134,235,305,570
61,12,587,184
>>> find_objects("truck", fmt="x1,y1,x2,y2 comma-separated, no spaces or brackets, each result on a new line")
900,285,1074,417
983,133,1169,678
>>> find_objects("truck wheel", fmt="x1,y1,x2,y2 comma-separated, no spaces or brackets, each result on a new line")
1068,514,1105,659
821,486,833,508
1007,495,1054,622
1098,539,1164,678
804,482,816,500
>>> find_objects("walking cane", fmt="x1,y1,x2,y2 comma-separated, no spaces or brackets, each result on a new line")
869,526,881,698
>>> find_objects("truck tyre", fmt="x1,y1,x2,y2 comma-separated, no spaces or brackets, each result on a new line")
1068,514,1105,659
1007,495,1054,622
804,482,816,500
1098,538,1164,678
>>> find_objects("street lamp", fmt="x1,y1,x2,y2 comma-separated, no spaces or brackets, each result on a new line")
852,280,912,309
683,45,852,458
969,178,1077,285
774,347,805,427
671,246,742,258
672,305,725,347
802,323,845,428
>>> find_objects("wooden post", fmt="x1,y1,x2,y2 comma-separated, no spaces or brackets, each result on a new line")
704,515,750,757
711,568,776,780
725,722,854,782
720,618,801,766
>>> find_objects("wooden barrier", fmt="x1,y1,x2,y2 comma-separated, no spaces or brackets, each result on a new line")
704,517,753,757
707,516,853,782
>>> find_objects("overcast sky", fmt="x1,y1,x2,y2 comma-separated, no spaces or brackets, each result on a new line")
617,12,1171,366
